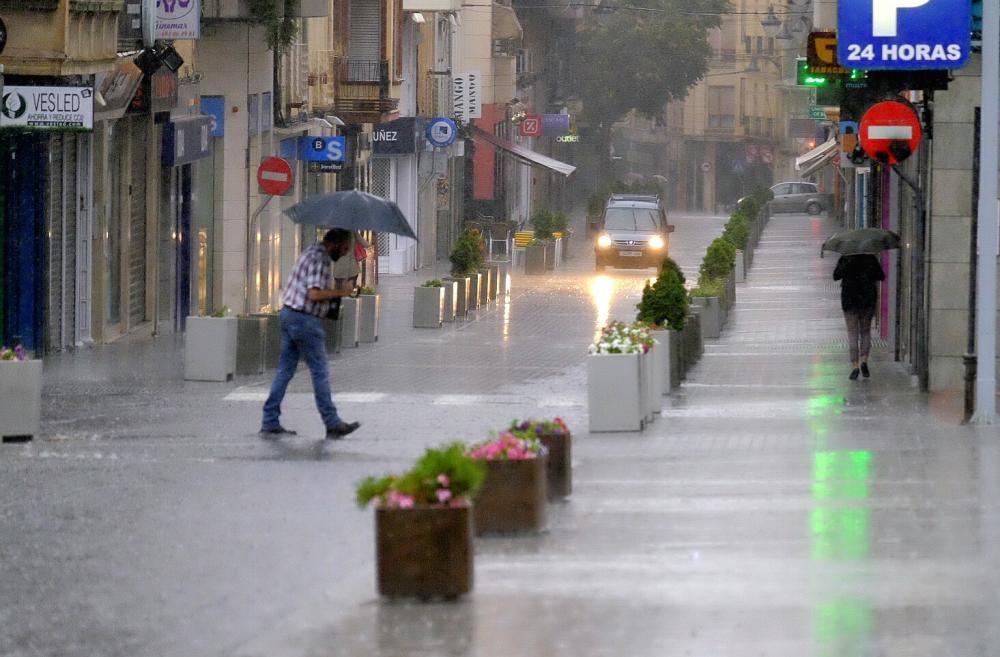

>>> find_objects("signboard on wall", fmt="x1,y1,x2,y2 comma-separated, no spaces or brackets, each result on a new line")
373,117,426,155
452,71,481,123
163,115,213,166
0,85,94,130
156,0,201,39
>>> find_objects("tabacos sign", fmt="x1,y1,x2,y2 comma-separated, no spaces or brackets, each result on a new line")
1,85,94,130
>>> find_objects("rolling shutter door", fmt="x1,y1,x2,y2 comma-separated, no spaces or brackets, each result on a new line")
348,0,381,78
128,120,148,329
46,134,78,352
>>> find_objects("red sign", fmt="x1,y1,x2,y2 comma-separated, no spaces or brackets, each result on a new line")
859,100,922,166
520,114,541,137
257,157,293,196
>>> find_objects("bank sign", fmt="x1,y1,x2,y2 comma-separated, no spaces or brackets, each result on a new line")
1,85,94,130
838,0,971,70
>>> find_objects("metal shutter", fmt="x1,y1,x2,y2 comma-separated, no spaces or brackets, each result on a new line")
46,134,78,352
348,0,381,64
128,120,148,329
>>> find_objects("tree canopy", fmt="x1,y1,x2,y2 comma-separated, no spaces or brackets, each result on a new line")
574,0,730,129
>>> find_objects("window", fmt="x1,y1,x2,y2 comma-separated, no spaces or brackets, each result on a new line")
708,86,735,129
604,208,660,232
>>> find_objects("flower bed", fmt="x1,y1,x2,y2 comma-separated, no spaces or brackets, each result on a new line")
468,432,547,533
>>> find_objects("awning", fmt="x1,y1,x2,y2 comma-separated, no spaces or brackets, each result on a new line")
472,126,576,177
795,137,837,176
492,3,523,40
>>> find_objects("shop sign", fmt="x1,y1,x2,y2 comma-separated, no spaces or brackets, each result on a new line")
372,116,426,155
0,85,94,130
162,114,212,166
541,113,570,136
426,117,458,148
452,71,481,123
95,57,144,120
200,95,225,136
156,0,201,40
298,136,346,172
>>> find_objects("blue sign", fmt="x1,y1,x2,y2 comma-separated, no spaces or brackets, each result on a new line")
163,115,213,166
426,117,457,148
298,136,346,162
838,0,971,70
541,113,570,136
200,95,225,137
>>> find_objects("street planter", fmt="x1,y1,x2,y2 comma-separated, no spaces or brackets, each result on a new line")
691,296,722,339
375,505,473,599
650,329,671,398
0,359,43,442
252,313,281,369
544,240,557,270
443,276,470,318
324,317,342,354
735,249,746,282
441,279,458,322
538,431,572,499
477,268,492,306
682,311,703,375
340,297,361,348
412,286,444,328
235,316,265,375
640,349,657,423
494,262,511,296
184,316,237,382
668,329,683,391
358,293,381,342
524,244,546,275
473,457,547,534
587,352,644,432
488,264,500,301
466,272,482,311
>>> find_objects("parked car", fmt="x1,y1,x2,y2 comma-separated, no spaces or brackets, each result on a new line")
764,181,833,215
592,194,675,271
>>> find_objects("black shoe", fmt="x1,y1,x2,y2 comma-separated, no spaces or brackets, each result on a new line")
260,426,297,438
860,362,870,378
849,368,860,381
326,421,360,440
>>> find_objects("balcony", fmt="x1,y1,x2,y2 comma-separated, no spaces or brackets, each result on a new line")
330,57,399,121
0,0,122,75
403,0,459,10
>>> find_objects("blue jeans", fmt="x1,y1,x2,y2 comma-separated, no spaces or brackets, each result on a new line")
261,307,342,430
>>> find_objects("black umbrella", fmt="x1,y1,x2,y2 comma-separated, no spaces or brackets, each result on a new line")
821,227,900,257
284,190,417,240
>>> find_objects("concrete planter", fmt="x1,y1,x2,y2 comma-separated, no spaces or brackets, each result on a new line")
587,352,644,432
668,329,683,390
692,296,722,339
524,244,546,275
476,268,492,306
376,505,473,598
538,431,572,499
340,297,361,348
544,240,556,270
465,272,482,311
640,349,657,423
735,249,746,282
494,261,511,296
441,280,458,322
650,329,671,397
684,311,703,374
184,316,237,382
0,359,43,441
324,317,341,354
487,264,500,301
473,457,547,534
443,277,470,318
413,286,444,328
358,294,380,342
235,316,265,375
251,313,281,369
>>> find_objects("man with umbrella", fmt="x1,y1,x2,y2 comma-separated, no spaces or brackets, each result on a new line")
260,228,361,439
823,228,898,381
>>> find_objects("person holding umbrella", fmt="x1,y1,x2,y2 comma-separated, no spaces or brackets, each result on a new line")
260,228,361,439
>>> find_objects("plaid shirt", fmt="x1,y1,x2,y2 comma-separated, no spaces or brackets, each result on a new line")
281,243,332,317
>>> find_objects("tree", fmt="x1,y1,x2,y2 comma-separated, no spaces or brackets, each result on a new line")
574,0,729,157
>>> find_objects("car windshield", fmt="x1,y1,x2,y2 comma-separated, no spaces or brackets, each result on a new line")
604,207,659,232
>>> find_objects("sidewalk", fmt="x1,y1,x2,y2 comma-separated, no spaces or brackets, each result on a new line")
4,210,999,657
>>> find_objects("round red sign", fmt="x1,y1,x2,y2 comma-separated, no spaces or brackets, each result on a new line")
257,157,293,196
859,100,922,166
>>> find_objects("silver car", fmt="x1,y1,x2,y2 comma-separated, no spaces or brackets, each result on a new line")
767,182,833,215
593,195,674,271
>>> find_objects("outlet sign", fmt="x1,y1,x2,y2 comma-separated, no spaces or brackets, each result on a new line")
838,0,971,70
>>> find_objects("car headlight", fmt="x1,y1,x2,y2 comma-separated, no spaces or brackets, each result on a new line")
648,235,665,250
597,234,612,248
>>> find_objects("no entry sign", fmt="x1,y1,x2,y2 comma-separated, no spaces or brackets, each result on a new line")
859,100,922,165
257,156,293,196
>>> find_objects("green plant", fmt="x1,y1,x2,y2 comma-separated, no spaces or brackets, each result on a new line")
690,276,730,306
635,258,688,330
422,279,444,287
355,443,487,509
527,238,548,247
699,238,736,281
531,209,555,240
247,0,298,51
0,344,27,361
510,417,570,436
449,228,486,275
550,211,570,235
210,305,230,318
359,286,377,295
722,212,750,250
736,185,773,220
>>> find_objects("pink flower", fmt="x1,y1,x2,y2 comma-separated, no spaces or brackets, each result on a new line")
437,473,450,487
436,489,452,503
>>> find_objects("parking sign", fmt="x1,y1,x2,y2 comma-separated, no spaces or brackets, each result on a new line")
838,0,971,70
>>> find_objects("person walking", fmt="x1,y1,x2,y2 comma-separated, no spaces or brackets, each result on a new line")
260,228,361,439
332,231,369,291
833,253,885,381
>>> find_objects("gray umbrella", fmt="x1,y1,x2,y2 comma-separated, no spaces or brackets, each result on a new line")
821,227,900,257
284,190,417,240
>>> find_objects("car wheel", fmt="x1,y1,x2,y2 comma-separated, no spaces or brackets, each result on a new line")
806,201,821,215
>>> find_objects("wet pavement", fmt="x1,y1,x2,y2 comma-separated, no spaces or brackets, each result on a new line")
3,210,999,657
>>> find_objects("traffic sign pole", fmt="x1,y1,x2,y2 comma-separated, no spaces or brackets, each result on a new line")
973,0,998,424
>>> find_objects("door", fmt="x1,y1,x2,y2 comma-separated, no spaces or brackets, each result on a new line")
128,119,148,330
348,0,381,79
46,134,79,352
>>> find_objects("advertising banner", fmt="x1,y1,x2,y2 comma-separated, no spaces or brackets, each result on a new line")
1,85,94,130
156,0,201,40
